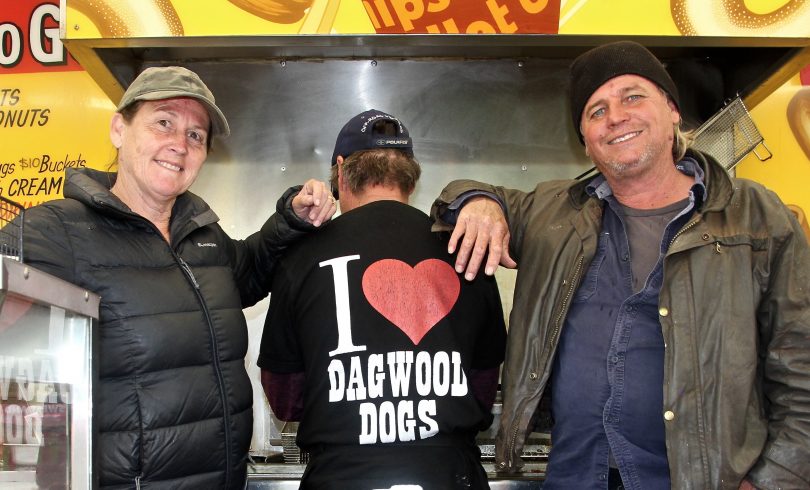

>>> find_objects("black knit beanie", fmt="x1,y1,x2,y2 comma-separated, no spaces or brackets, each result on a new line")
569,40,680,144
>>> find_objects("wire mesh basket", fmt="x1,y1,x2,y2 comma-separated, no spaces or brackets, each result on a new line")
0,196,24,261
280,421,309,464
691,96,772,171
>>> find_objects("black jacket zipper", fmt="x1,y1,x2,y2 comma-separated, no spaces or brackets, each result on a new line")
176,254,233,488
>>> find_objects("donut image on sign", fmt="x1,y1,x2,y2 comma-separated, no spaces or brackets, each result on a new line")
227,0,315,23
70,0,184,37
227,0,342,31
787,87,810,160
70,0,341,36
671,0,810,36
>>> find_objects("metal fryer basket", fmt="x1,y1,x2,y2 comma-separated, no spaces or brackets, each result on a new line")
0,196,24,261
279,421,309,464
691,96,772,171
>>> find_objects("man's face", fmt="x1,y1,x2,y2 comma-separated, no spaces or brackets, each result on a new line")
579,74,680,179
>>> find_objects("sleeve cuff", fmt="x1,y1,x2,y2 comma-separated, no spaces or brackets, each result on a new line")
277,185,318,232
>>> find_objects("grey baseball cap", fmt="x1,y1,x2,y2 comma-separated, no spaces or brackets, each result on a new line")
116,66,230,138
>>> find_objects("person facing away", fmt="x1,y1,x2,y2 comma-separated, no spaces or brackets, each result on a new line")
258,109,507,490
19,65,336,489
430,41,810,490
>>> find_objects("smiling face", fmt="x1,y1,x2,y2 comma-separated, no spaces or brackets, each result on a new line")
579,74,681,180
110,97,210,210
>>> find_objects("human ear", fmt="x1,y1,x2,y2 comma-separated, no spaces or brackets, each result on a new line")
110,113,125,149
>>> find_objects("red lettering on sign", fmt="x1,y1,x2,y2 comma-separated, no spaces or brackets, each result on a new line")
1,1,81,74
363,0,560,34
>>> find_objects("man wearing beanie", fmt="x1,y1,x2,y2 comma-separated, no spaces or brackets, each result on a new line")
258,110,506,489
431,41,810,490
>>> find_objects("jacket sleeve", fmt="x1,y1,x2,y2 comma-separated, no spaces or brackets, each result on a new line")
230,185,319,307
430,179,538,264
430,179,501,232
19,204,76,284
748,201,810,489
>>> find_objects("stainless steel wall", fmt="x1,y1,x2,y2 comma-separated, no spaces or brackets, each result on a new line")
175,58,591,454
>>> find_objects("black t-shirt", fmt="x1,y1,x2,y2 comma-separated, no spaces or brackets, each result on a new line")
259,200,506,451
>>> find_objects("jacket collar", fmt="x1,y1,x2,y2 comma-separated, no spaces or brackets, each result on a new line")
689,149,734,213
566,149,733,213
64,167,219,229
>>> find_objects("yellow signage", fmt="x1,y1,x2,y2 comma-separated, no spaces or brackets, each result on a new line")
61,0,810,38
1,1,114,208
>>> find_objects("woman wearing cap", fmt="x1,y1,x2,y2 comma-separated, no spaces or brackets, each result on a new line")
21,66,336,489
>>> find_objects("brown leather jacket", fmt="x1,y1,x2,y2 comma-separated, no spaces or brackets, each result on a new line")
431,151,810,490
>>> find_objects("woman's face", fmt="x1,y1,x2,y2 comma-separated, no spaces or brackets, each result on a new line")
110,97,210,206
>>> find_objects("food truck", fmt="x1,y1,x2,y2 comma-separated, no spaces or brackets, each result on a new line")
1,0,809,487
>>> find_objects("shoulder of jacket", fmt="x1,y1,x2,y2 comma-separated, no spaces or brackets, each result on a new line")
531,178,595,211
25,197,90,221
724,177,788,214
729,176,777,195
702,177,797,239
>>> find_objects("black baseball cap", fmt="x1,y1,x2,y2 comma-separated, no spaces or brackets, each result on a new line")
331,109,414,166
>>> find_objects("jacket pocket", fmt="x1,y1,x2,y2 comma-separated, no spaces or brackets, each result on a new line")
573,231,608,302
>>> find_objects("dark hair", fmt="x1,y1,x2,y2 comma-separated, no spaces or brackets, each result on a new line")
330,148,421,198
118,100,214,152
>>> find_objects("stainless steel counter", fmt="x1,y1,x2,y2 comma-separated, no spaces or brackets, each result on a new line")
247,479,544,489
247,409,549,488
247,462,546,489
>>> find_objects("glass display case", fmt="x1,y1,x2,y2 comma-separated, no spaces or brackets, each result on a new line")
0,257,99,489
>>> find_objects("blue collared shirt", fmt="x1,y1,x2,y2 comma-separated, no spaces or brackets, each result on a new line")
543,159,706,490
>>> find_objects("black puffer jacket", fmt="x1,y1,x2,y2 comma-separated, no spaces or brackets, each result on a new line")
22,168,312,489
